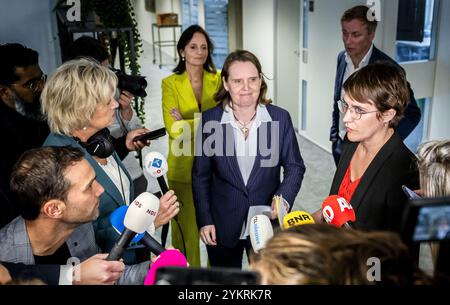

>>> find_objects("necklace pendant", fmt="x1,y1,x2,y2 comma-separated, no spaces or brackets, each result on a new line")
241,127,249,134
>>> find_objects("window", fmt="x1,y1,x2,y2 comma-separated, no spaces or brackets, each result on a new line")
204,0,228,68
395,0,439,62
405,98,431,153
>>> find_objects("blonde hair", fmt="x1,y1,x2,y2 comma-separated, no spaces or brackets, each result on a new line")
41,58,117,135
250,224,430,285
418,140,450,197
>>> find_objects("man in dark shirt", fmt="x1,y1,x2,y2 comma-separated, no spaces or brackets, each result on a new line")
0,43,50,228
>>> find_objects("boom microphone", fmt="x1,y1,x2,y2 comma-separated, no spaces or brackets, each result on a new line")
107,192,160,261
144,151,169,194
321,195,355,228
249,214,274,253
110,205,165,256
144,249,188,285
282,211,315,229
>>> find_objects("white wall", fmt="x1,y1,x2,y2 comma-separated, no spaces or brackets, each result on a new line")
0,0,60,74
242,0,275,100
428,0,450,140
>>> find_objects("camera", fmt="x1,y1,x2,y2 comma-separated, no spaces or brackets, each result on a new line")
112,68,148,98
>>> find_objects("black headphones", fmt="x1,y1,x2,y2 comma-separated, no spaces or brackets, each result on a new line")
75,128,114,158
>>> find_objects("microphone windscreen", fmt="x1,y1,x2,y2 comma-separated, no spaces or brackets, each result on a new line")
283,211,315,229
321,195,356,227
249,214,274,253
144,249,188,285
124,192,160,233
144,151,168,178
110,206,144,243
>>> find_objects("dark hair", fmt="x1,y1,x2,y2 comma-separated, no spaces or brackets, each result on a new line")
341,5,378,34
214,49,271,108
251,224,431,285
0,43,39,85
10,146,85,220
68,36,110,63
173,25,216,74
343,61,409,128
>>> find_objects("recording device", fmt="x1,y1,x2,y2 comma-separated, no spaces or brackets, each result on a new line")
133,127,166,143
144,151,169,194
282,211,315,229
249,214,274,253
402,185,421,200
401,196,450,243
322,195,355,228
154,266,260,285
111,68,148,98
110,205,165,255
107,192,160,261
144,249,188,285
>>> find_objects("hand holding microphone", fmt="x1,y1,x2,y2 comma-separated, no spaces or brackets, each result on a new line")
321,195,355,228
144,151,169,194
107,192,160,261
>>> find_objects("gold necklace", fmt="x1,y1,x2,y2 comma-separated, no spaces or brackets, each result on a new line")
233,112,257,135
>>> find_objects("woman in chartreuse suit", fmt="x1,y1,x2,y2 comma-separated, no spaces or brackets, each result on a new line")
162,25,221,267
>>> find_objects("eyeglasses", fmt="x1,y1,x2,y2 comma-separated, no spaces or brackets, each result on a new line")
338,99,379,120
12,74,47,93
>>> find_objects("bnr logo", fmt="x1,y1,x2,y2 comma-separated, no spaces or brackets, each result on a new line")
66,0,81,22
152,158,163,169
147,209,157,216
366,0,381,22
287,214,312,227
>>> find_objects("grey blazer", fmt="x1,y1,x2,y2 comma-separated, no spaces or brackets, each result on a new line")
0,217,149,285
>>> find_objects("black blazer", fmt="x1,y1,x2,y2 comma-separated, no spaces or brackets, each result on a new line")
329,133,419,232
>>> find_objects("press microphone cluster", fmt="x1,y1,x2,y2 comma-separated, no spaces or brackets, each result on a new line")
282,210,315,229
321,195,355,228
110,205,165,256
107,192,160,261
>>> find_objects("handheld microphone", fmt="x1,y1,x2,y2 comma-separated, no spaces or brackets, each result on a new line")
321,195,356,228
107,192,160,261
282,211,315,229
143,249,188,285
144,151,169,194
110,205,165,256
249,214,274,253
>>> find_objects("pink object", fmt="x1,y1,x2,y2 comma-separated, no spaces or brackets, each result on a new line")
143,249,188,285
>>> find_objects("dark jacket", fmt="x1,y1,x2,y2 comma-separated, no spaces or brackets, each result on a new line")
193,104,306,248
329,133,419,232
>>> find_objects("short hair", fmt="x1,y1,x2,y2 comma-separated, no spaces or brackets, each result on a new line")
343,61,409,128
250,224,430,285
41,58,117,135
68,36,110,63
173,25,216,74
9,146,85,220
341,5,378,34
214,49,271,109
417,140,450,197
0,43,39,85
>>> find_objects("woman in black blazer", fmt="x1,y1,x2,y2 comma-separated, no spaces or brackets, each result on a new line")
315,62,419,232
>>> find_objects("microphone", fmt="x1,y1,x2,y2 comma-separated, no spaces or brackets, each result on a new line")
143,249,188,285
107,192,160,261
144,151,169,195
249,214,274,253
282,211,315,229
321,195,356,228
110,205,165,256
